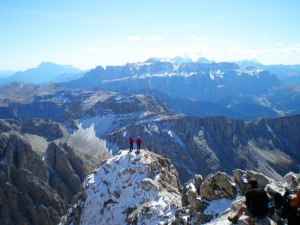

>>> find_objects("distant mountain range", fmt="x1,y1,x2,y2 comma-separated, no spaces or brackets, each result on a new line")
59,57,300,120
1,58,300,120
1,57,300,85
232,59,300,84
0,62,85,85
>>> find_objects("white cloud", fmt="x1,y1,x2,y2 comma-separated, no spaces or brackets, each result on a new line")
127,35,164,42
142,45,211,60
87,48,99,53
262,48,276,52
281,44,300,53
227,46,259,58
192,35,208,41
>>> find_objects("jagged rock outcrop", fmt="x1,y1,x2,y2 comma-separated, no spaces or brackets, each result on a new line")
0,132,66,225
0,121,93,225
4,133,49,182
46,142,86,201
59,150,183,225
0,163,66,225
200,172,237,200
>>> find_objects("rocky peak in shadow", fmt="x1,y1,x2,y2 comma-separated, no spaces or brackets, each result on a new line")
0,120,93,225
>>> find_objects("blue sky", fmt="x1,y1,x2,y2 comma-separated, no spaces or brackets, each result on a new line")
0,0,299,70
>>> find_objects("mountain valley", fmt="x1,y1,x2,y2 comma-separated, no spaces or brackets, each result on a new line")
0,58,300,224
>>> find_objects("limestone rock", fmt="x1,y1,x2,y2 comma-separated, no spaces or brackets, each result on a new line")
4,132,49,182
200,172,237,200
46,142,86,200
0,125,89,225
0,163,66,225
233,169,273,195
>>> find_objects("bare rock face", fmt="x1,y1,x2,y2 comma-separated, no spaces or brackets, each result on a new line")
0,133,66,225
4,132,49,182
46,142,86,199
0,123,89,225
20,118,64,141
200,172,237,201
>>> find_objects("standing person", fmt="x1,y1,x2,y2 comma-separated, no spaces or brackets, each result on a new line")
129,136,134,152
228,177,270,224
136,136,142,154
280,186,300,225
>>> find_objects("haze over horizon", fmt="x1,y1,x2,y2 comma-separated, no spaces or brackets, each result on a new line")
1,0,300,71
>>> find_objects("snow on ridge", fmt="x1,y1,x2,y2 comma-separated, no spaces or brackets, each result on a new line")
113,94,134,103
80,150,179,225
82,92,114,110
204,198,233,219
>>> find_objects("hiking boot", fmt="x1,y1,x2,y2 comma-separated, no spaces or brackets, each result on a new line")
228,215,238,224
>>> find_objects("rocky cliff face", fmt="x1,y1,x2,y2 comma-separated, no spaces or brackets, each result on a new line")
60,149,300,225
108,114,300,183
0,119,96,225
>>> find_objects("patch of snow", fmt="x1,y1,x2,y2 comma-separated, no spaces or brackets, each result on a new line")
79,114,134,137
186,182,197,192
79,150,178,225
68,122,110,158
82,92,114,110
204,198,233,218
113,94,133,103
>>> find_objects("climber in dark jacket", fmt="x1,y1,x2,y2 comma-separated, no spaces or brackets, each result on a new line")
280,187,300,225
228,177,270,224
129,136,134,152
136,136,142,153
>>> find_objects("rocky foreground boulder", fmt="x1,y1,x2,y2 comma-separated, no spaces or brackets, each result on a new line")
59,149,300,225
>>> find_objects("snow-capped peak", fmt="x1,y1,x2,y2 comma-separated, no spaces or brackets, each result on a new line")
73,150,183,225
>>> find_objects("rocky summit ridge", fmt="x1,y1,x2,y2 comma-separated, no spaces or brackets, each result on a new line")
60,149,300,225
60,150,182,225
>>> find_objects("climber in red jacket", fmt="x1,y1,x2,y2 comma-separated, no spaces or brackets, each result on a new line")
136,136,142,154
129,136,134,152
